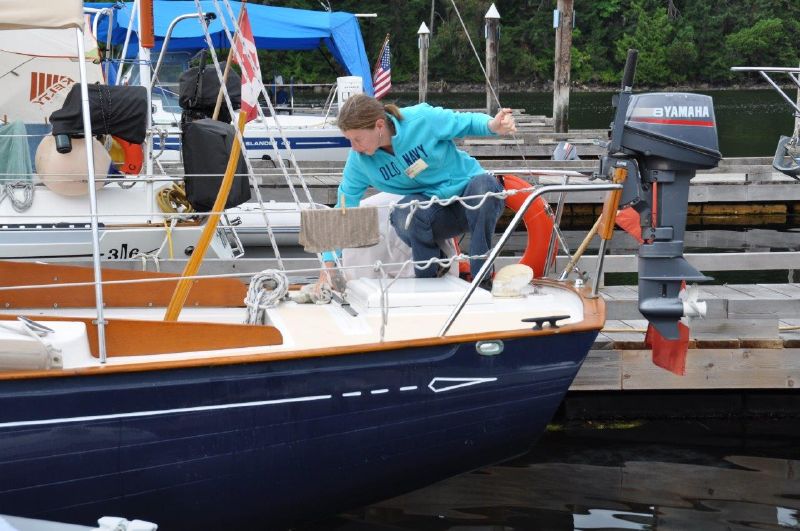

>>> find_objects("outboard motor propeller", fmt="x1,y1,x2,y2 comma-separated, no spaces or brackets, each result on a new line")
598,49,722,339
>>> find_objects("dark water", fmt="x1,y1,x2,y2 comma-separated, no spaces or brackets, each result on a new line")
301,413,800,530
388,89,798,158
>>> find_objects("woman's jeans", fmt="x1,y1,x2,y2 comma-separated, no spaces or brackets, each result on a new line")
389,173,503,278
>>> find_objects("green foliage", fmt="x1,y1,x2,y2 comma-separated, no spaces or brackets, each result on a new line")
615,1,673,85
725,18,797,71
664,25,698,83
245,0,800,88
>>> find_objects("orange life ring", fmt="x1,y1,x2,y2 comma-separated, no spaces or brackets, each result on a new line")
452,238,470,277
501,174,555,277
110,136,143,175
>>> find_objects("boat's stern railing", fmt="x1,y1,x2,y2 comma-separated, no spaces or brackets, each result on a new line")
151,12,217,91
731,67,800,180
438,182,622,337
730,67,800,117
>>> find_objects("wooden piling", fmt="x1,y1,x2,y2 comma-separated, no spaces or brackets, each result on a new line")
553,0,574,133
418,22,430,103
485,4,500,116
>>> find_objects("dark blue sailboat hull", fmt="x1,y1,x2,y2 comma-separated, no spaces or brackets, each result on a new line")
0,330,597,529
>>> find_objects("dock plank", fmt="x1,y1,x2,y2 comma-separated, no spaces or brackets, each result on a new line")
572,349,621,390
572,348,800,391
621,349,799,390
758,283,800,298
698,285,755,300
779,319,800,347
726,284,792,299
600,319,646,349
600,286,638,300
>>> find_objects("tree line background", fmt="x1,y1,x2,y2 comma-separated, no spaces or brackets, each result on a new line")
256,0,800,89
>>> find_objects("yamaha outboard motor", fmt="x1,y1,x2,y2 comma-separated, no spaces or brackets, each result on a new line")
598,50,722,339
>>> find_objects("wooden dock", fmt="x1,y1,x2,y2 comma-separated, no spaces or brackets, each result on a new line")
576,283,800,392
162,156,800,208
160,109,799,206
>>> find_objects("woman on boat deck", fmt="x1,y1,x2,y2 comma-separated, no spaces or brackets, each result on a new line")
320,93,516,288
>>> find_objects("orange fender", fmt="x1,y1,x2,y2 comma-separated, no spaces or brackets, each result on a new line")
500,174,555,277
110,136,143,175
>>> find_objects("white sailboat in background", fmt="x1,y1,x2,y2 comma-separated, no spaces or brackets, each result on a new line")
0,0,377,262
100,0,371,164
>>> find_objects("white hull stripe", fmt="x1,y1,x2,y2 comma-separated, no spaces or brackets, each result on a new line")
428,377,497,393
0,376,497,429
0,394,332,429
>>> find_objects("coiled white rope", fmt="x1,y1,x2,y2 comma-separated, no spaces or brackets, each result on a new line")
0,182,34,212
244,269,289,325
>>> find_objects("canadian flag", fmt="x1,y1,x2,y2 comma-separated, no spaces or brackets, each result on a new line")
232,5,261,123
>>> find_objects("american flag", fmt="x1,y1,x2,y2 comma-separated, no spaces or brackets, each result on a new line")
232,5,262,122
372,38,391,100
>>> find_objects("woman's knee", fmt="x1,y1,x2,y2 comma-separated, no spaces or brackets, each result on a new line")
467,173,502,195
389,208,411,240
391,207,435,243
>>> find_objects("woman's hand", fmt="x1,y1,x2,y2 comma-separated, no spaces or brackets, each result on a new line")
315,261,347,294
489,107,516,135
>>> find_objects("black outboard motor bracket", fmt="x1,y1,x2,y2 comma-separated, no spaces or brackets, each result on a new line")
597,49,722,339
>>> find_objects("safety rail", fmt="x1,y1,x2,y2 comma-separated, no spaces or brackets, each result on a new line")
730,67,800,116
439,182,623,336
731,67,800,180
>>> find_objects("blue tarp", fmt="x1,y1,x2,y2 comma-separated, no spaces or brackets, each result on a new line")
88,1,373,95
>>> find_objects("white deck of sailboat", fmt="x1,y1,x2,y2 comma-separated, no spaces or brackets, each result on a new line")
2,277,585,369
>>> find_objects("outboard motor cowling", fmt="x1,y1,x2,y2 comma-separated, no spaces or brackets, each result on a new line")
620,93,721,169
599,50,722,339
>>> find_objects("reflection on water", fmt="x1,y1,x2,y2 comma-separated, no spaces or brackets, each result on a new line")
303,418,800,530
574,508,653,530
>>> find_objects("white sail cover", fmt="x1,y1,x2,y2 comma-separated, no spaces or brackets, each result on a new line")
0,19,102,123
1,0,84,31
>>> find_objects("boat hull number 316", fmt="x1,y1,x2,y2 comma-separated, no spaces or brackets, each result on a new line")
105,244,140,260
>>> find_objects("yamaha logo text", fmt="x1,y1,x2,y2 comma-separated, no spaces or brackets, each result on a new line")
654,106,710,118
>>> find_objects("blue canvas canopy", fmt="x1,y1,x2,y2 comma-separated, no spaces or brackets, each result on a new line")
88,1,373,95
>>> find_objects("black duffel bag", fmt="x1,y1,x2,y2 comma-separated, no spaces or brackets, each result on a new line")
181,118,251,212
179,51,241,124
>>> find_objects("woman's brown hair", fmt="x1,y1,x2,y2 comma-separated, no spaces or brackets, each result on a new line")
337,93,403,132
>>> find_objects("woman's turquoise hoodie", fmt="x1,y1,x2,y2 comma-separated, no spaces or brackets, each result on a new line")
337,103,495,203
322,103,496,261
